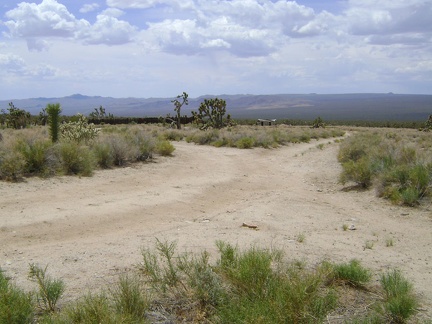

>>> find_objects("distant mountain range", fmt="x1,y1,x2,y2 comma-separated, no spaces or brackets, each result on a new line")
1,93,431,121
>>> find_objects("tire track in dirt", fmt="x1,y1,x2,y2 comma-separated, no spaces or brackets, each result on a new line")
0,137,431,318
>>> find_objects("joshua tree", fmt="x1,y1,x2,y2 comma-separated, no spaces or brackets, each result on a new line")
46,103,62,142
422,114,432,131
171,92,189,129
192,97,232,129
312,116,325,128
1,102,31,129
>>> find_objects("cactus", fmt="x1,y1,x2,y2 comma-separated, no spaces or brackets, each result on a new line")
60,114,100,143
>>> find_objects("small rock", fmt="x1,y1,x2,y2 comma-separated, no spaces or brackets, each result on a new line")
349,224,356,230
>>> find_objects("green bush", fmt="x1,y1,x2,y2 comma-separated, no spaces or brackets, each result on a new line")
0,150,25,181
29,264,65,313
162,129,184,141
62,293,121,324
56,141,95,176
380,270,418,323
0,269,34,323
331,259,372,287
156,140,175,156
339,132,432,206
16,137,54,176
185,129,220,145
110,275,149,321
235,137,255,149
125,128,155,161
92,142,114,169
105,134,134,166
339,157,374,188
214,242,337,323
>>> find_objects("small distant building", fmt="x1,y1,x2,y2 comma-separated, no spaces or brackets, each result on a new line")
256,118,277,126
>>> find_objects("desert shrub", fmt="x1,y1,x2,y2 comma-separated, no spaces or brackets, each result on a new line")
339,131,432,206
215,241,337,323
92,141,114,169
60,114,100,144
162,129,184,141
62,293,121,323
0,269,34,323
0,243,425,323
379,164,431,206
299,133,311,143
15,137,54,176
125,128,155,161
104,134,135,166
140,240,337,323
29,264,65,313
338,133,379,163
185,129,220,145
156,140,175,156
0,149,25,181
110,275,149,321
55,276,149,323
56,141,95,176
235,136,255,149
339,156,374,188
380,270,418,323
331,259,372,287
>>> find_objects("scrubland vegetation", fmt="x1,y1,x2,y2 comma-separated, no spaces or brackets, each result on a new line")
0,242,423,323
339,129,432,206
0,121,344,181
1,107,431,322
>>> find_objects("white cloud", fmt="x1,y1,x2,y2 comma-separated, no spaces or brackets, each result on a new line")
29,63,59,77
345,0,432,41
396,61,432,74
106,0,194,10
4,0,86,38
80,3,100,14
0,53,26,74
100,8,125,18
26,38,50,51
1,0,431,97
80,14,138,45
3,0,137,46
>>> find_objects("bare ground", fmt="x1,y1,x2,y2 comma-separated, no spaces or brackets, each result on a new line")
1,138,431,318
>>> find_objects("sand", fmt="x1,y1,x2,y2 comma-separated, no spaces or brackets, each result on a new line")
1,137,431,317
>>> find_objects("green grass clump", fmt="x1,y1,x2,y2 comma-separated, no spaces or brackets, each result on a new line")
0,242,423,323
56,141,95,176
185,129,220,145
15,136,54,176
215,242,337,323
339,131,432,206
155,140,175,156
331,259,372,287
29,264,65,313
92,141,114,168
0,268,34,323
380,270,418,323
140,240,337,323
0,149,26,181
235,136,255,149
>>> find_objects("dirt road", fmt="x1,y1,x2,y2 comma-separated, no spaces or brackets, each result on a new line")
1,138,431,316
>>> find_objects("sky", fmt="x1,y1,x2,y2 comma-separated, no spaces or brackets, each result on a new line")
0,0,431,99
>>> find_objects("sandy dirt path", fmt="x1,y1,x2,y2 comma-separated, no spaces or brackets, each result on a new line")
1,138,431,317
